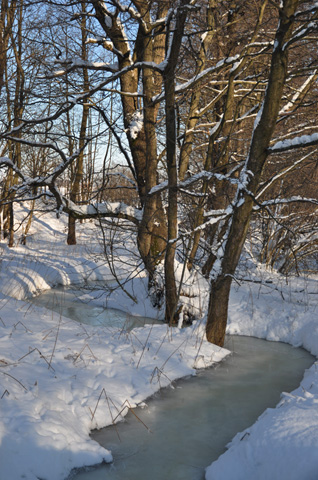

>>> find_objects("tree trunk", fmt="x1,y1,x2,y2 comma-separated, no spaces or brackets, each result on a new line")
8,202,14,247
4,0,23,247
206,0,299,346
187,0,268,273
20,198,35,245
178,0,217,182
163,2,189,324
0,0,17,95
67,2,89,245
164,64,179,324
91,0,168,283
187,74,235,271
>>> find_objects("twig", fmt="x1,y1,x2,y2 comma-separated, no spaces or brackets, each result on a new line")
113,399,152,433
160,339,187,371
90,388,121,440
136,323,154,369
73,344,98,364
10,320,32,334
129,331,144,348
123,400,152,433
90,390,151,438
48,314,62,370
193,333,206,367
91,388,109,422
18,347,55,372
150,366,172,387
1,389,9,399
154,330,169,356
0,371,27,391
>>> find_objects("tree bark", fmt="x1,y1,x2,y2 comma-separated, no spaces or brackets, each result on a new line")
91,0,168,281
0,0,17,95
4,0,23,247
206,0,299,346
163,1,189,324
164,58,179,324
67,2,89,245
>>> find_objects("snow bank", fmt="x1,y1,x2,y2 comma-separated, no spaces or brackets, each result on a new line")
0,207,229,480
1,206,318,480
206,271,318,480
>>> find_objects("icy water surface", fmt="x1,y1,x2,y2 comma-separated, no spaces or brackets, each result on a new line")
31,284,162,330
69,335,314,480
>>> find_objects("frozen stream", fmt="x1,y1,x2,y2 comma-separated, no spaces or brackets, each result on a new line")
31,284,162,330
31,287,314,480
71,337,313,479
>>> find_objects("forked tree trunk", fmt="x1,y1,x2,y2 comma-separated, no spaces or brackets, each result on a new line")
92,0,168,283
206,0,299,346
187,0,268,273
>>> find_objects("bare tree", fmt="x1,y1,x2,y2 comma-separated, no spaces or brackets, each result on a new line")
67,1,90,245
1,0,318,339
206,0,318,346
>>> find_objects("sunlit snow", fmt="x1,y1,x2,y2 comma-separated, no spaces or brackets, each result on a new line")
0,205,317,480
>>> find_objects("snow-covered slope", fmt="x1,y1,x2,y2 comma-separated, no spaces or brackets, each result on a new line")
207,273,318,480
0,206,317,480
0,208,228,480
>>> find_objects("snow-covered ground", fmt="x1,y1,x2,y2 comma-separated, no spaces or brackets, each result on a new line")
0,206,317,480
207,272,318,480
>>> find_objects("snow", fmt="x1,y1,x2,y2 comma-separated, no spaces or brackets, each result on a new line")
287,22,316,47
279,71,318,115
270,132,318,152
206,269,318,480
1,206,318,480
104,15,112,29
66,200,143,222
128,111,143,139
172,55,240,98
148,180,168,196
0,206,228,480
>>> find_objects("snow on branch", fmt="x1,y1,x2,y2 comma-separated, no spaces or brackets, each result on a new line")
107,0,141,21
295,2,318,19
284,21,318,50
0,156,142,226
153,40,272,105
3,137,89,185
152,55,240,104
148,166,241,196
268,133,318,153
0,158,52,201
109,0,196,36
175,55,239,91
279,70,318,115
193,210,231,233
105,171,137,189
257,148,318,199
62,199,142,225
52,58,119,77
0,157,25,180
254,196,318,210
128,111,143,139
0,142,86,198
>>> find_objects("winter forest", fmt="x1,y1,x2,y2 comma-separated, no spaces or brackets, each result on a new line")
1,1,318,479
